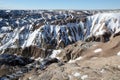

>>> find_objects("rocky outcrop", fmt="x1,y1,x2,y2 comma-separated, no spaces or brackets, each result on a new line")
83,35,120,60
0,35,120,80
0,57,60,80
85,31,111,42
22,46,52,58
0,53,34,66
0,53,34,78
19,35,120,80
20,55,120,80
57,41,95,62
57,35,120,62
2,46,53,58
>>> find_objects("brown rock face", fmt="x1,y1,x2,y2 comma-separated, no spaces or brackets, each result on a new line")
3,46,53,58
57,41,94,62
83,35,120,60
19,36,120,80
85,31,111,42
20,55,120,80
22,46,47,58
1,36,119,80
57,35,120,62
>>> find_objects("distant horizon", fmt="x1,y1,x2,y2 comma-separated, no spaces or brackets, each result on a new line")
0,0,120,10
0,9,120,11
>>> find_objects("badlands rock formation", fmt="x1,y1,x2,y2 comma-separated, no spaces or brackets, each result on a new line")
0,10,120,80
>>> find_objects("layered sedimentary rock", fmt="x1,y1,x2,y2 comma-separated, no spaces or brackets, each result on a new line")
0,10,120,80
0,10,120,52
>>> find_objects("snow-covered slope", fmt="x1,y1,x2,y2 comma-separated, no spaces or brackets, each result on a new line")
0,22,85,50
0,10,120,51
88,13,120,36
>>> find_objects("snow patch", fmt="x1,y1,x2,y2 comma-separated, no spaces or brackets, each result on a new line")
68,57,83,63
16,71,23,74
94,48,102,53
68,60,76,63
81,75,88,80
30,57,35,59
118,65,120,69
29,77,32,80
117,51,120,56
100,69,105,73
50,49,62,58
35,57,43,61
73,72,81,77
95,30,106,36
75,57,83,61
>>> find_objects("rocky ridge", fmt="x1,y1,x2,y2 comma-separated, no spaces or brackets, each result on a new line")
0,10,120,52
0,10,120,80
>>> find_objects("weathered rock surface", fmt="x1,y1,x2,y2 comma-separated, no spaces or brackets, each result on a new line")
18,35,120,80
0,53,34,66
2,46,53,58
0,53,34,79
20,56,120,80
0,36,120,80
0,10,120,80
57,41,95,62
